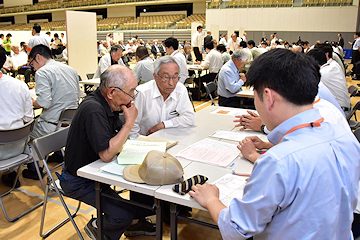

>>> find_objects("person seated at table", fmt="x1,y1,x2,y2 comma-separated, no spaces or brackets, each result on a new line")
61,65,156,240
22,44,80,180
132,46,154,84
217,44,230,64
0,46,33,188
130,56,195,138
189,48,360,240
194,41,223,93
182,44,195,77
217,49,249,108
6,45,29,78
164,37,188,84
94,44,125,79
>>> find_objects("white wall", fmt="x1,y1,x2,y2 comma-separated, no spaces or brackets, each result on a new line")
4,0,31,7
66,11,98,80
206,6,358,32
108,6,135,17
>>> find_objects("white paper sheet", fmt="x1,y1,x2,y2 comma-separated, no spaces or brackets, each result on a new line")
212,173,248,207
175,138,239,167
210,108,255,116
210,129,268,142
117,140,167,165
100,160,126,176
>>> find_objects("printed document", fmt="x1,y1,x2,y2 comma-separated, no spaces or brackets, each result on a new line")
175,138,239,167
213,173,248,207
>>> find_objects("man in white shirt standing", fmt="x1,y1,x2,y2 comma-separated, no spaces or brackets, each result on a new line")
28,24,50,49
0,47,33,187
133,46,154,84
195,41,223,92
94,45,125,78
130,56,195,138
164,37,188,84
192,25,204,62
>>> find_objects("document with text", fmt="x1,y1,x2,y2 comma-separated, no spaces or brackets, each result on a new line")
210,129,268,142
175,138,239,167
213,173,248,207
117,140,167,165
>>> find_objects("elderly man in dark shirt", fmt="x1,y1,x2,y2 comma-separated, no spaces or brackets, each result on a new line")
60,65,155,240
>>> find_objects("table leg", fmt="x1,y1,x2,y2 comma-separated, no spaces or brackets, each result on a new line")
155,199,163,240
170,203,178,240
95,182,103,239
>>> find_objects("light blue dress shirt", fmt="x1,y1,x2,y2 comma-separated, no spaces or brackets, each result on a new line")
217,59,244,98
218,109,360,240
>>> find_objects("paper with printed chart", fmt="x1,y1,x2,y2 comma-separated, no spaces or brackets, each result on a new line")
175,138,239,167
213,173,248,207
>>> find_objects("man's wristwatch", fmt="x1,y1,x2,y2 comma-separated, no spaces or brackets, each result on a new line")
260,124,266,135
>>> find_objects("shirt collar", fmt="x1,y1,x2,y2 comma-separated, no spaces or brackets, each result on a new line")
171,50,179,56
267,108,322,144
229,60,239,73
93,89,115,117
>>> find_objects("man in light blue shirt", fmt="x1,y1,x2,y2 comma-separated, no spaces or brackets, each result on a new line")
133,46,154,84
217,49,249,108
190,49,360,240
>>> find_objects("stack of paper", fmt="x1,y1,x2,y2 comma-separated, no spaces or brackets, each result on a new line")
136,135,178,149
210,129,268,142
117,140,167,165
175,138,239,167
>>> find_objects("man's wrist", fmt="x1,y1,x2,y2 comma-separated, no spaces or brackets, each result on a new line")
260,124,267,134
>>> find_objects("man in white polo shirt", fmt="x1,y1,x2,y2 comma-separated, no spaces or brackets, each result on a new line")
130,56,195,138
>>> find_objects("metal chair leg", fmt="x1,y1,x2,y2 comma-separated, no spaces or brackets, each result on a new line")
0,166,43,222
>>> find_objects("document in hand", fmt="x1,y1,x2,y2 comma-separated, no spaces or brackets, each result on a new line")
175,138,239,167
212,173,248,207
117,140,167,165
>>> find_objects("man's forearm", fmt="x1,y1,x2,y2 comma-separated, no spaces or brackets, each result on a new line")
99,124,132,162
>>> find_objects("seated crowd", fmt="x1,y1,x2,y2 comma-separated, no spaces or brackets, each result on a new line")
1,21,360,239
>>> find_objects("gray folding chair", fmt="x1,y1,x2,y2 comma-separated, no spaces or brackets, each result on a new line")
347,100,360,130
353,127,360,142
348,85,359,98
185,75,196,112
32,127,83,239
204,81,218,106
0,119,44,222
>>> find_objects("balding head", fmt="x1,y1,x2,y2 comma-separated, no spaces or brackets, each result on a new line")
99,65,138,111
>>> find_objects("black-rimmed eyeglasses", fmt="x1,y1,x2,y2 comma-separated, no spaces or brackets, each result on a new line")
112,87,139,100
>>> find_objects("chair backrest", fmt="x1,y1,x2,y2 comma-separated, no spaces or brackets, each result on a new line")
348,85,358,98
205,81,217,106
0,119,34,144
56,108,77,130
205,82,217,95
32,127,70,160
86,73,94,80
347,100,360,121
353,128,360,143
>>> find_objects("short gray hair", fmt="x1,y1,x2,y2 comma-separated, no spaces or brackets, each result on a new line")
153,56,179,75
99,65,128,91
232,49,249,62
110,44,123,53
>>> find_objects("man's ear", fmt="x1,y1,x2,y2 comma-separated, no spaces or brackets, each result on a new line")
263,87,276,111
107,88,115,100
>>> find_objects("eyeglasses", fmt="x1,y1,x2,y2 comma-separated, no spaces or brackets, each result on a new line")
157,74,179,83
112,87,139,100
29,58,35,67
